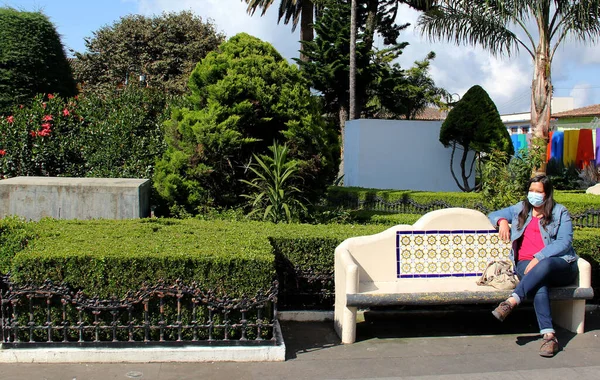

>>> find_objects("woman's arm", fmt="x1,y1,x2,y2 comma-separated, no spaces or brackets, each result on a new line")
487,204,520,227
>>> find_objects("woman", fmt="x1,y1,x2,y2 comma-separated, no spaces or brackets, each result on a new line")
488,174,578,358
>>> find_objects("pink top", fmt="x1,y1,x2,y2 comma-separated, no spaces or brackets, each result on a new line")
518,217,545,261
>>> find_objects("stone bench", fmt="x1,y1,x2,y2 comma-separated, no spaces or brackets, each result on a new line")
334,208,594,344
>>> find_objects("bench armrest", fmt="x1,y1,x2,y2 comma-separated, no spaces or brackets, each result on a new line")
577,257,592,288
339,249,359,294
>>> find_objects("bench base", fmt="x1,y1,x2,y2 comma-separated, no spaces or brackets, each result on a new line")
337,288,593,344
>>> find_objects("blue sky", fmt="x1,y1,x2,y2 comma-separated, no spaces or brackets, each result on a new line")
5,0,600,115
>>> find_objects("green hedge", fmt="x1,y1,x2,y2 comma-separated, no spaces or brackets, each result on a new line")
4,216,599,304
4,218,385,298
327,186,483,209
327,186,600,215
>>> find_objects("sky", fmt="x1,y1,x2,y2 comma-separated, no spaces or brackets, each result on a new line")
5,0,600,115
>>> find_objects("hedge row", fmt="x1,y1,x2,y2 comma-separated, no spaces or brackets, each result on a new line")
1,217,384,298
327,186,600,215
3,216,599,303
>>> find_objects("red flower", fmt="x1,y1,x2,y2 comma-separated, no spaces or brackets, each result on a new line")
0,149,6,156
62,108,70,117
30,130,37,137
42,114,53,122
47,94,55,99
38,129,51,137
6,116,14,123
42,103,47,109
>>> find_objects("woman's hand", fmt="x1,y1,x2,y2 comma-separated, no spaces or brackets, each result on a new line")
498,219,510,242
525,258,539,274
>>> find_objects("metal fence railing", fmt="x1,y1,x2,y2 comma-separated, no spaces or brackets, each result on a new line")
0,276,279,348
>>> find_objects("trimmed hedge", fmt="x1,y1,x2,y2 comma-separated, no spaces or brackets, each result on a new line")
327,186,483,209
3,216,599,305
4,218,385,298
327,186,600,215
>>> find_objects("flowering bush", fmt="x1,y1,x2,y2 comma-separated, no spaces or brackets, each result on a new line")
0,87,180,180
0,94,86,178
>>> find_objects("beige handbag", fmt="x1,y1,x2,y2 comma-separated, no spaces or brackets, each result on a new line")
476,259,519,290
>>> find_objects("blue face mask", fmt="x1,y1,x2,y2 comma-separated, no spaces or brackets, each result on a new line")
527,192,545,207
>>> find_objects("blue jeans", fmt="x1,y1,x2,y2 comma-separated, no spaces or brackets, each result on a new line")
511,257,578,334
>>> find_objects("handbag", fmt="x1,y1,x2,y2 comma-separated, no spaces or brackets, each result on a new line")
476,259,519,290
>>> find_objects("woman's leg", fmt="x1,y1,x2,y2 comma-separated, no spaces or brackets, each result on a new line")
512,257,578,333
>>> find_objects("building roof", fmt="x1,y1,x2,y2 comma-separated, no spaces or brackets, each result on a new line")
414,107,448,121
552,104,600,118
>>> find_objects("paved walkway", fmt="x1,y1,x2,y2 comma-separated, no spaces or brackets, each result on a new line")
1,306,600,379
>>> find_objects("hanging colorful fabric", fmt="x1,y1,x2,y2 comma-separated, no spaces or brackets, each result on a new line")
551,131,564,163
576,129,594,169
563,130,579,166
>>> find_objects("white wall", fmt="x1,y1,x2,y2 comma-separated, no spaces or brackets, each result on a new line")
343,119,475,192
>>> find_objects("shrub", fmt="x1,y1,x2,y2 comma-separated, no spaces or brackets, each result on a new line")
241,142,307,223
440,85,513,192
0,94,86,178
154,33,339,215
0,8,76,115
0,87,179,189
480,144,543,210
76,86,180,180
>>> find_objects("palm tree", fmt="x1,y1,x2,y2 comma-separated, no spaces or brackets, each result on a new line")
244,0,317,61
418,0,600,142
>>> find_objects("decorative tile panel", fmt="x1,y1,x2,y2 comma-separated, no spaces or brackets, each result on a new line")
396,230,511,278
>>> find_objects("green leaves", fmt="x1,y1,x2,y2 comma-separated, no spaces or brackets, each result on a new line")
154,33,338,215
241,142,307,223
0,8,76,114
72,11,225,95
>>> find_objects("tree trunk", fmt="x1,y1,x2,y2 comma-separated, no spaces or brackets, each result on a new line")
364,0,379,52
530,27,552,172
339,104,349,178
349,0,358,120
459,144,472,192
299,0,314,62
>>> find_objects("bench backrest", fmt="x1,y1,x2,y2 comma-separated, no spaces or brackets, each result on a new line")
396,230,511,278
343,208,510,282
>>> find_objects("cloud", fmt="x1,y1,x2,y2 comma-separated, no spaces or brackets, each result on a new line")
570,84,594,108
131,0,600,112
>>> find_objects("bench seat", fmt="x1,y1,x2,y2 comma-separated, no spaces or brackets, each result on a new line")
334,208,594,344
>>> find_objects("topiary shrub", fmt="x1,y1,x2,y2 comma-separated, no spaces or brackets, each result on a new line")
154,33,339,215
0,8,77,115
440,85,513,192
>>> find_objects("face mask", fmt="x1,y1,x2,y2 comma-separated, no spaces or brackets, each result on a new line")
527,192,545,207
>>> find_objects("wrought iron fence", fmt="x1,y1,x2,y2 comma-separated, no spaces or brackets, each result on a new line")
330,195,489,215
0,276,279,348
330,195,600,228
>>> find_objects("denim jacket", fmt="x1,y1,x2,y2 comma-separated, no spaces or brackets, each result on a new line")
487,202,578,265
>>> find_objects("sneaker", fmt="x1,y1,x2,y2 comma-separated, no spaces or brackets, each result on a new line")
492,301,513,322
539,336,559,357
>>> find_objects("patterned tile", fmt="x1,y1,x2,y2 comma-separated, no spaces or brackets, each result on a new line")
396,230,511,278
